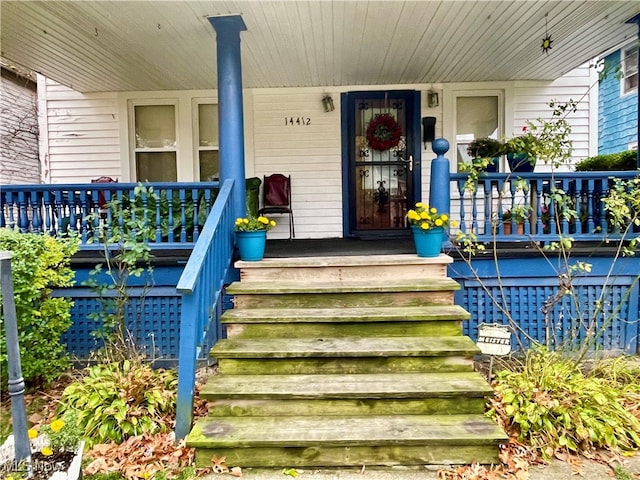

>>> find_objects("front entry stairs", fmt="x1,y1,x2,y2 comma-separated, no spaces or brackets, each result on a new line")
186,254,507,468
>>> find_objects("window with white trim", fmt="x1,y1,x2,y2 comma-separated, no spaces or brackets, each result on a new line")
454,94,502,171
196,103,219,181
132,103,178,181
622,44,638,95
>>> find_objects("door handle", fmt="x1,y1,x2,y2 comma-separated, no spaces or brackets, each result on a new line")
407,155,413,172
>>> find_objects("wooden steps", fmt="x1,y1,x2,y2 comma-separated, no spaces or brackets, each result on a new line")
187,254,506,467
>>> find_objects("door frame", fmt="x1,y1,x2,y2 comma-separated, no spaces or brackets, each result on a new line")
340,90,422,238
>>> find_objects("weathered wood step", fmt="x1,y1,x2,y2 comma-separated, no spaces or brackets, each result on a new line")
222,305,470,323
218,355,475,375
187,414,507,467
235,254,452,282
211,335,480,359
223,305,469,338
207,396,487,417
226,278,460,295
201,372,493,399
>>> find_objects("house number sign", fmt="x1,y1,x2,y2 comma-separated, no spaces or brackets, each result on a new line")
284,117,311,126
476,323,512,356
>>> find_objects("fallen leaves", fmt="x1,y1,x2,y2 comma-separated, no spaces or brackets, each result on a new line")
84,432,196,480
436,442,537,480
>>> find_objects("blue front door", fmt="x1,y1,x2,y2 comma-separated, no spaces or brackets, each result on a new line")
342,90,421,237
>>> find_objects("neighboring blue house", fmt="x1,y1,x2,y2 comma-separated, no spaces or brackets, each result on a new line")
599,42,638,154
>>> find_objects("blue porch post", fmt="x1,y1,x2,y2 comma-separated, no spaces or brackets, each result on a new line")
626,13,640,168
208,15,247,218
429,138,451,214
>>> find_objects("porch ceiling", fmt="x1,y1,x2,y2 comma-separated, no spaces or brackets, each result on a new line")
1,1,638,93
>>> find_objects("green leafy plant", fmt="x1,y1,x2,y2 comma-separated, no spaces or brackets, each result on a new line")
502,205,531,223
84,183,158,360
234,215,276,232
58,360,177,446
505,99,575,168
30,410,82,453
0,229,78,386
491,347,640,459
467,137,504,158
505,130,543,160
575,149,638,171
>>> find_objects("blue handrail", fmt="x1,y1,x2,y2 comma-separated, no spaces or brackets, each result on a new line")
174,179,235,439
0,182,219,249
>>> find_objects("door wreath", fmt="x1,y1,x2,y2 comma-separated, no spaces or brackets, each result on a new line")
366,113,402,151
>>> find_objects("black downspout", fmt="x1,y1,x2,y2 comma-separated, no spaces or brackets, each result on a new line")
626,13,640,167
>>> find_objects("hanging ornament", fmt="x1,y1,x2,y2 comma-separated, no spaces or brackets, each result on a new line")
541,14,553,55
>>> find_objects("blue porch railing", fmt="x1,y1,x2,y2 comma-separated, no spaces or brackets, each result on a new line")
0,182,219,248
174,179,235,440
449,171,639,243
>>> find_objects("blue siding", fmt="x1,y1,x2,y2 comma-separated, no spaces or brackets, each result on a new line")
599,49,638,154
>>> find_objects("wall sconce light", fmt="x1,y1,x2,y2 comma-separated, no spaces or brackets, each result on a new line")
427,90,439,108
322,95,335,112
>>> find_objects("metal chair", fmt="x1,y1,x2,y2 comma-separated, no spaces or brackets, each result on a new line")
258,174,295,239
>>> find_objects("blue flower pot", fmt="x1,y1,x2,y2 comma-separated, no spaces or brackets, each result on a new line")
236,230,267,261
411,226,444,258
507,153,535,172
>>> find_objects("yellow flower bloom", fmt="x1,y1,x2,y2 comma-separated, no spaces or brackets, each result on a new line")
50,419,64,433
415,202,423,208
242,218,249,224
258,216,269,224
235,218,243,225
420,212,429,219
441,214,449,222
407,210,420,220
451,220,459,228
435,218,443,227
430,207,437,214
270,220,276,227
41,446,53,456
420,223,430,230
28,429,38,440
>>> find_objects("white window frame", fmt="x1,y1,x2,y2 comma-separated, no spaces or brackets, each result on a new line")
621,43,638,96
192,98,219,181
446,89,506,172
127,99,179,182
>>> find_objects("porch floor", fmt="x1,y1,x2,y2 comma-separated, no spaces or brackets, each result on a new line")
265,237,414,257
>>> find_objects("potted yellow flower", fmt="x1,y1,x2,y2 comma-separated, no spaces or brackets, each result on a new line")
406,202,456,257
234,215,276,261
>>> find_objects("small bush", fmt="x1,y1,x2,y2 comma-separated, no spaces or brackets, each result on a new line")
0,229,78,386
574,149,638,171
491,347,640,459
58,360,177,445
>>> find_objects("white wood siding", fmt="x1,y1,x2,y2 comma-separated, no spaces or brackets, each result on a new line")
513,64,594,172
250,89,343,239
35,66,595,238
42,78,121,183
1,70,40,184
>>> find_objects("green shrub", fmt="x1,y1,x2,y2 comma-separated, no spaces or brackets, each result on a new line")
574,149,638,171
58,360,177,445
491,347,640,459
0,229,78,386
